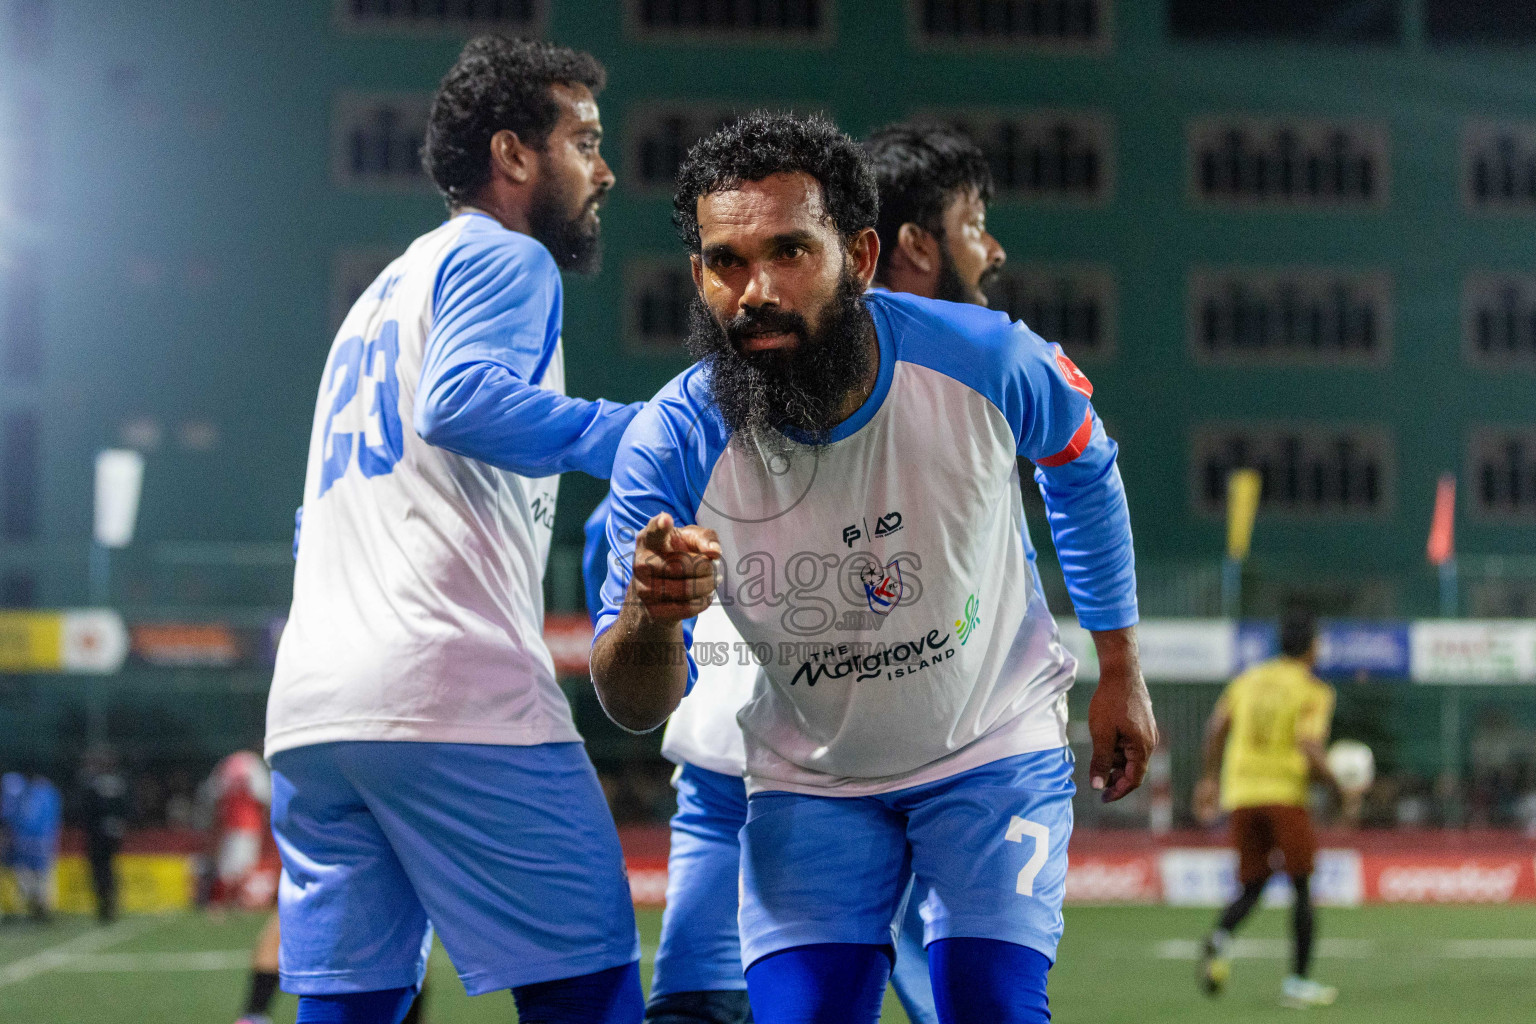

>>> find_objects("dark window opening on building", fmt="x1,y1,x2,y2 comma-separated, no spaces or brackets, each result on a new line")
1192,121,1386,206
1472,431,1536,517
2,412,41,541
1465,276,1536,363
0,573,36,608
630,108,738,193
1190,271,1390,361
1169,0,1400,43
919,0,1104,43
1464,126,1536,209
942,114,1111,201
626,264,694,352
1428,0,1536,45
343,0,539,29
1195,427,1391,514
3,259,43,380
634,0,823,34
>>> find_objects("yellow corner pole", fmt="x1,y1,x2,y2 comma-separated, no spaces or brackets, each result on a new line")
1223,469,1262,617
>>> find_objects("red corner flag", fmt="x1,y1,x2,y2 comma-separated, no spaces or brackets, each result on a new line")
1427,474,1456,566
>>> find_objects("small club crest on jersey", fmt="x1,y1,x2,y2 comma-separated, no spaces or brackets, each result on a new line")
1054,350,1093,398
861,559,903,616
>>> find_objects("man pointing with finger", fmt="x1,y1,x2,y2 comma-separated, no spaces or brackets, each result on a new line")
591,113,1155,1024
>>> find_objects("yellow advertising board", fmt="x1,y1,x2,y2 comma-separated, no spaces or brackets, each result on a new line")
0,610,129,673
49,855,196,914
0,612,65,672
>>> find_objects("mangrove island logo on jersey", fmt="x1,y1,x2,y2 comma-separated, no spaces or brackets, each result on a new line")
789,627,955,686
955,593,981,645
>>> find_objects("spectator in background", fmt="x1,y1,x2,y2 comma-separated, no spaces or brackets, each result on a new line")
8,774,62,922
79,747,130,924
204,750,275,910
1,772,21,919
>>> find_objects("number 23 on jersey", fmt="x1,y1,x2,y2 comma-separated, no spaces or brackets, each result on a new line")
318,321,405,496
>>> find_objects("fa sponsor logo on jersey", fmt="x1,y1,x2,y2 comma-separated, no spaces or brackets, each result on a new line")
842,511,903,547
861,558,903,616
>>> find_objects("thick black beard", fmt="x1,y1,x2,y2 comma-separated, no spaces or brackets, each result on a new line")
528,177,604,274
686,271,874,454
934,245,973,305
935,243,1001,306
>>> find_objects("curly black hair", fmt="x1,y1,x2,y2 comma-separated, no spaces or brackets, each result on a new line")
863,122,994,279
422,35,606,207
672,111,878,253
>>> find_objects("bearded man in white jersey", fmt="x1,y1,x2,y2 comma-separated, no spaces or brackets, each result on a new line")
266,37,646,1024
581,122,1014,1024
590,113,1157,1024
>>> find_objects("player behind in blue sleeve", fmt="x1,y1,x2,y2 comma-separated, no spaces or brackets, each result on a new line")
266,37,645,1024
590,113,1157,1024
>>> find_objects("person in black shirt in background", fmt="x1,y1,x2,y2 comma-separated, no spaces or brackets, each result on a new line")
78,746,130,924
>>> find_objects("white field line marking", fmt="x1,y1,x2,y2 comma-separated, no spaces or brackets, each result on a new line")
0,918,157,987
55,950,251,973
14,938,662,977
1156,938,1374,960
1443,940,1536,959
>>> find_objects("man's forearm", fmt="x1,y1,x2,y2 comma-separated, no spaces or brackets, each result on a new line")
590,602,690,733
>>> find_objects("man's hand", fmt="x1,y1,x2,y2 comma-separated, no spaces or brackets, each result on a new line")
590,513,721,735
628,512,721,623
1087,626,1159,803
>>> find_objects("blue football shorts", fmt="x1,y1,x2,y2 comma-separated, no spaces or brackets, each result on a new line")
738,747,1075,969
269,740,641,996
651,763,751,997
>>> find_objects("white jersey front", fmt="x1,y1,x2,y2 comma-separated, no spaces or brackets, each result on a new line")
269,213,637,758
597,290,1138,795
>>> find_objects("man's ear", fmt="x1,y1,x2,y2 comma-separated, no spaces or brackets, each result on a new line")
488,128,535,187
848,226,880,289
690,254,704,291
895,222,939,275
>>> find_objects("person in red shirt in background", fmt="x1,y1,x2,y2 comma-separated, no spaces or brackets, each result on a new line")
214,749,430,1024
206,751,277,910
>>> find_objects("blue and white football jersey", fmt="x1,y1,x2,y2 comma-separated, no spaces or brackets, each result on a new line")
268,212,639,758
595,289,1136,795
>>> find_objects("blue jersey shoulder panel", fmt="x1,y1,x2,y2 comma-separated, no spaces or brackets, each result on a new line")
866,289,1091,463
428,213,562,384
415,214,641,479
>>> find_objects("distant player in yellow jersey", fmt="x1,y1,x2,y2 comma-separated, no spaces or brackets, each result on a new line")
1193,605,1342,1009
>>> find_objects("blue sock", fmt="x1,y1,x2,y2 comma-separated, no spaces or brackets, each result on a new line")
929,938,1051,1024
295,987,416,1024
512,960,643,1024
744,943,890,1024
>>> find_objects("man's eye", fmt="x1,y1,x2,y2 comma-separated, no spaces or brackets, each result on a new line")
779,245,804,259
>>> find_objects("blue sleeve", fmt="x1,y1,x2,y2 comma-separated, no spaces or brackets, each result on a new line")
966,317,1137,631
415,227,642,479
592,369,726,694
582,494,615,628
1033,414,1138,631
